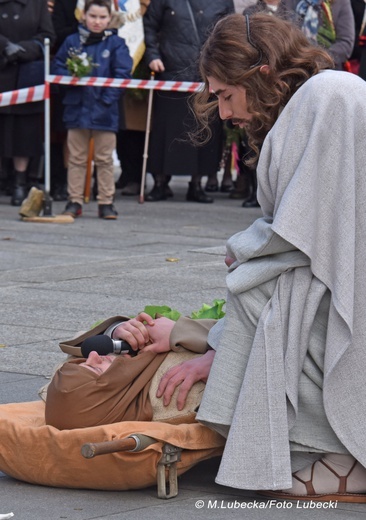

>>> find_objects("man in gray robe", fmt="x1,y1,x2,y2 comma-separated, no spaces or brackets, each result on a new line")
189,12,366,501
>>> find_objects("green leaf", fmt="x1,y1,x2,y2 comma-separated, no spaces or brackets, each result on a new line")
190,299,226,320
91,299,226,329
143,305,181,321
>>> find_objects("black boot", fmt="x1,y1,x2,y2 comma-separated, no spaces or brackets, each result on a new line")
145,181,168,202
186,182,213,203
11,170,27,207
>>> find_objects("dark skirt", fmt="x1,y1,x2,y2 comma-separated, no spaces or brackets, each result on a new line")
0,113,44,157
147,91,223,179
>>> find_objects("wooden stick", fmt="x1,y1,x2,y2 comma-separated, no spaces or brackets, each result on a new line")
81,437,136,458
21,215,74,224
84,138,94,203
139,72,155,204
81,434,157,458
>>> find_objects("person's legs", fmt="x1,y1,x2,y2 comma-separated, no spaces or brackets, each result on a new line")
221,146,234,192
145,176,172,201
51,142,68,201
197,281,277,435
144,92,170,202
189,115,223,203
229,135,254,201
199,275,366,498
93,130,118,219
242,169,259,208
13,157,28,173
93,130,116,205
186,178,214,203
3,113,43,206
66,128,90,206
11,156,29,206
283,454,366,496
261,288,366,501
260,453,366,501
116,129,144,195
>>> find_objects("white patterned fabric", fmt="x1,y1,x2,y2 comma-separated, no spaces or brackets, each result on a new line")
296,0,322,44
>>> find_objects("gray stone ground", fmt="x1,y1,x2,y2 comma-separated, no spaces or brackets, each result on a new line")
0,175,364,519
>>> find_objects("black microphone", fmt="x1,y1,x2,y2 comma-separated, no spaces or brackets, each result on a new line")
80,335,138,358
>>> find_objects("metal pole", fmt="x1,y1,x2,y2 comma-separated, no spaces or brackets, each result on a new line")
43,37,52,216
139,72,155,204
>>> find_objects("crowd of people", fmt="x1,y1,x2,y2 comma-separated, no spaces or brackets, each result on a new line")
0,0,364,215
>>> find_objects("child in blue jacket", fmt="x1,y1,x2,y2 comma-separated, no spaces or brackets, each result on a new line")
53,0,132,219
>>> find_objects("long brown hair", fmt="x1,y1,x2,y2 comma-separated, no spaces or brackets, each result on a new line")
192,13,334,162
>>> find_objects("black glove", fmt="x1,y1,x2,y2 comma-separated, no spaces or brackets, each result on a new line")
4,41,26,62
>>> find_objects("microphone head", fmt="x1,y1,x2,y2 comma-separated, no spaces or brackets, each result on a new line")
81,335,114,358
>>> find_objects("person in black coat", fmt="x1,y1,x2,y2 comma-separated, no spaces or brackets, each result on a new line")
52,0,78,53
48,0,78,201
230,1,294,208
350,0,366,80
143,0,234,203
0,0,55,206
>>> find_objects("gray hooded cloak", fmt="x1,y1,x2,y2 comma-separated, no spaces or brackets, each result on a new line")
197,70,366,490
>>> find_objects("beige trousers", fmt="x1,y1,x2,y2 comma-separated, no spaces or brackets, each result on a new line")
67,129,116,205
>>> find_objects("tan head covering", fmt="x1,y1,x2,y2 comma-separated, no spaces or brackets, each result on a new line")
45,352,167,430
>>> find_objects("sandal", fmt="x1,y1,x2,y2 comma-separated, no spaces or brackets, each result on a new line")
257,454,366,503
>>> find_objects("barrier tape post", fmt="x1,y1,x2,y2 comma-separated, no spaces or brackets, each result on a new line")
43,38,52,216
20,40,73,223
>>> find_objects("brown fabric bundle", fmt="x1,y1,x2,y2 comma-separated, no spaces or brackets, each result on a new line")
45,351,168,430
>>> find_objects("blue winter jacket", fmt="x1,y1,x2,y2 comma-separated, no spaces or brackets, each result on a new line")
52,28,132,132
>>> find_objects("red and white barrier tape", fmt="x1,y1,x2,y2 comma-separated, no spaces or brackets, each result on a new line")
0,76,204,108
0,84,48,108
48,75,204,92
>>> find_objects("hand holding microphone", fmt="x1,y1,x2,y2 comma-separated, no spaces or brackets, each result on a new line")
80,314,154,358
80,313,168,359
80,335,138,358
